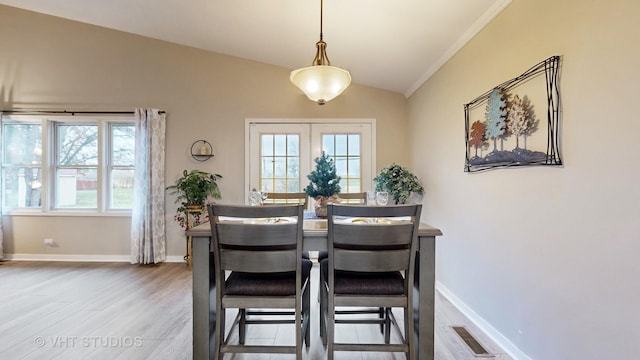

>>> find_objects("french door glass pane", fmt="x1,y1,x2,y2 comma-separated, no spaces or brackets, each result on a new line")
335,134,348,154
56,168,98,208
262,158,273,177
287,135,299,156
288,157,299,177
274,135,287,155
322,133,362,193
261,135,274,156
335,156,347,175
260,134,301,192
348,134,360,155
322,136,334,154
274,157,286,177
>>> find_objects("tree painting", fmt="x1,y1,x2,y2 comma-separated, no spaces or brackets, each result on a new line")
507,94,527,149
521,95,539,148
463,56,562,172
484,88,507,152
469,120,486,157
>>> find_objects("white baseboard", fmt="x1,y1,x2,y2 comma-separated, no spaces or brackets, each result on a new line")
436,281,531,360
4,253,186,263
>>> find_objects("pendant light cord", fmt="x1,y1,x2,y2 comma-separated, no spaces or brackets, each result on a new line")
319,0,324,41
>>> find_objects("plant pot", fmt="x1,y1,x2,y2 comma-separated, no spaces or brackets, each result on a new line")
185,205,204,213
314,195,340,218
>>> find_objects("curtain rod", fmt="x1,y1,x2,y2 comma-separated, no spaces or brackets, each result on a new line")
0,109,165,115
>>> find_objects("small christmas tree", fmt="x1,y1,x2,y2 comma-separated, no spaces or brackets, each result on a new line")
304,152,341,218
304,152,341,198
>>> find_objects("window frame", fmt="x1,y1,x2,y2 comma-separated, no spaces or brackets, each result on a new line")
1,114,135,216
245,118,376,206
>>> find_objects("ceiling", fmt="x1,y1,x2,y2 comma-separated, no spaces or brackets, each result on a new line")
0,0,511,97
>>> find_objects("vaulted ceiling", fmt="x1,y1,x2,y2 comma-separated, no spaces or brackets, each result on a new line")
0,0,511,96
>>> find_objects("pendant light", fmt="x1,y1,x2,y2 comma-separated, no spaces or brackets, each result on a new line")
290,0,351,105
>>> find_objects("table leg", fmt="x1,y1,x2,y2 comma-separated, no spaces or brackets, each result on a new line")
192,235,215,360
415,235,436,360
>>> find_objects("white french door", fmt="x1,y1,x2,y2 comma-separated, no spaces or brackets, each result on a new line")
246,120,375,204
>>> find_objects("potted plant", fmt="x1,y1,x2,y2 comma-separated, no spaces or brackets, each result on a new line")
304,152,341,218
374,163,424,205
166,169,222,229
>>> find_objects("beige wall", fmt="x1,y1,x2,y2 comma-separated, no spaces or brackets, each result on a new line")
408,0,640,359
0,5,408,258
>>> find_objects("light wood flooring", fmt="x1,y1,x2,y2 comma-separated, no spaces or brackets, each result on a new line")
0,261,512,360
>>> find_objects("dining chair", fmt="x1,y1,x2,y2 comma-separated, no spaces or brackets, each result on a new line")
262,192,308,206
320,203,422,360
262,192,313,262
207,204,311,359
336,191,367,204
316,192,367,295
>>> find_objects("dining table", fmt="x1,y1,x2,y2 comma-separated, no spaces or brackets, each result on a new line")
188,217,442,360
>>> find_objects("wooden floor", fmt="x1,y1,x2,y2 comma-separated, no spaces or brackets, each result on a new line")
0,261,512,360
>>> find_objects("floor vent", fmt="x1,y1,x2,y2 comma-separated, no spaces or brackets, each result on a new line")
451,326,494,357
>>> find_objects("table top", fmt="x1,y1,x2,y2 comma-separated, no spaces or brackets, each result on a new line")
187,219,443,237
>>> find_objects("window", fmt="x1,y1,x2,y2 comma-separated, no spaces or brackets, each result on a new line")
247,120,374,204
1,115,135,213
322,133,362,193
2,121,43,208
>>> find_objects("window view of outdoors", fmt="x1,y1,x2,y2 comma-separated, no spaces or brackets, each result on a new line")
56,124,99,208
2,123,43,208
1,117,135,212
260,134,300,193
110,125,135,209
322,134,361,193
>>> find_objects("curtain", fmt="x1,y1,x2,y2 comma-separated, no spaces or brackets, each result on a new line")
130,109,166,264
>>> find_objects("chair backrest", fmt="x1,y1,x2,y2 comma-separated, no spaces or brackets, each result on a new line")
263,192,308,206
327,204,422,274
208,204,304,274
337,192,366,204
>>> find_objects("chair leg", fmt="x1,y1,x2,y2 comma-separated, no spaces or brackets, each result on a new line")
320,281,327,345
384,307,391,344
296,304,303,360
405,306,415,360
327,298,334,360
304,283,311,348
215,306,225,360
379,307,385,333
238,308,246,345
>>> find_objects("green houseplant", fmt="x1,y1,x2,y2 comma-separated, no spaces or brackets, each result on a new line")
304,152,341,218
166,169,222,229
374,163,424,205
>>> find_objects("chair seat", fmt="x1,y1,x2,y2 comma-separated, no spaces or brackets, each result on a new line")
320,259,405,295
226,259,312,296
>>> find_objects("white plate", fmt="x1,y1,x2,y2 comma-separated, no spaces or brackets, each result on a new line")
247,217,294,224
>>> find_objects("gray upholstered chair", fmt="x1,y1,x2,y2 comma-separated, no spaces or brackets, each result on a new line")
320,203,422,360
262,192,312,261
207,204,311,359
317,192,366,262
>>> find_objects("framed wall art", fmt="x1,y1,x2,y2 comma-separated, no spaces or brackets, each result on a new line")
464,56,562,172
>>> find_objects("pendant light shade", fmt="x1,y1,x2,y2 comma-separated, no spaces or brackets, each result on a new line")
290,65,351,105
290,0,351,105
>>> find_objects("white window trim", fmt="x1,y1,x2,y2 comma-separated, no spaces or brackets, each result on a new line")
1,115,134,216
